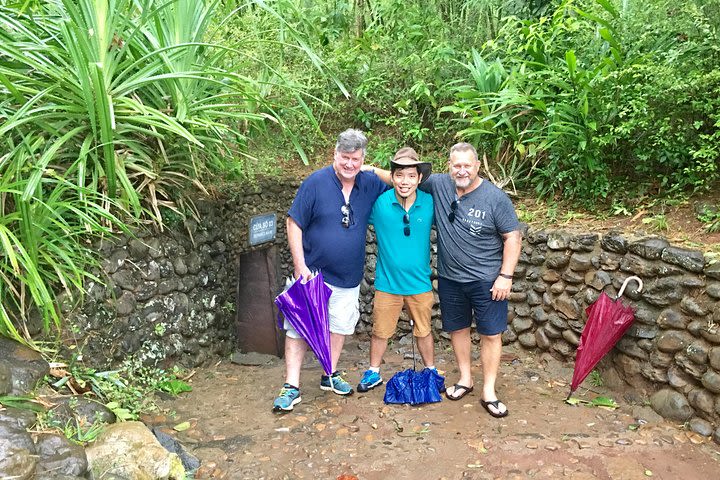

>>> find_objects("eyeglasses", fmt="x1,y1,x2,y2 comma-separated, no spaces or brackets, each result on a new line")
403,213,410,236
341,202,354,228
448,200,458,223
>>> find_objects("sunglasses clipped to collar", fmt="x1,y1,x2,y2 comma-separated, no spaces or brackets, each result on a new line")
402,212,410,236
341,202,354,228
448,200,458,223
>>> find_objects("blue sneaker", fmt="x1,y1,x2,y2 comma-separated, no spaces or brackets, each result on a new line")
320,371,354,396
357,369,383,392
273,383,301,412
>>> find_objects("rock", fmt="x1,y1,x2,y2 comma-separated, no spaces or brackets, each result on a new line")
554,294,581,320
569,233,598,252
561,329,579,346
128,238,150,258
86,421,185,480
701,370,720,393
561,270,585,284
657,308,688,329
699,325,720,344
649,350,674,368
650,389,693,421
661,246,705,273
50,396,116,426
643,278,685,306
530,307,547,324
601,231,628,254
502,328,518,345
632,306,658,325
35,433,88,477
680,296,709,316
657,331,692,353
626,324,658,340
619,254,659,277
709,347,720,370
546,251,571,269
707,282,720,299
510,314,531,331
688,417,713,437
526,229,548,244
714,427,720,445
685,341,709,364
518,332,537,348
116,290,137,315
547,231,570,250
676,353,707,380
628,237,669,260
688,388,715,414
585,270,612,290
705,262,720,280
598,251,622,270
552,340,574,358
535,328,551,350
617,338,648,360
569,253,593,271
0,443,37,480
542,270,561,283
0,363,10,395
631,405,664,424
0,337,50,395
549,281,565,294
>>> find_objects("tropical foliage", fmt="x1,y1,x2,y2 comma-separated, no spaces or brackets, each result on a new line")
1,0,718,341
0,0,320,341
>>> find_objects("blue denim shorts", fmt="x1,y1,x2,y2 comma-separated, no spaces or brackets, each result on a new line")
438,277,508,335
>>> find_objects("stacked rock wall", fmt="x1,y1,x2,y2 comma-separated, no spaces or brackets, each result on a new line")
67,178,720,427
69,178,299,368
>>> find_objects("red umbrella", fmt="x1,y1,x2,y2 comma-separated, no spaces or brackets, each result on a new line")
567,276,644,400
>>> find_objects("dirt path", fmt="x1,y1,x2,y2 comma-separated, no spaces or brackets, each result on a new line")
155,338,719,479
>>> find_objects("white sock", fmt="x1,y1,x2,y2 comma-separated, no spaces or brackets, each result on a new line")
426,365,436,370
369,366,380,373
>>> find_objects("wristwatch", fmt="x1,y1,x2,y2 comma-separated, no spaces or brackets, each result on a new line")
498,273,513,279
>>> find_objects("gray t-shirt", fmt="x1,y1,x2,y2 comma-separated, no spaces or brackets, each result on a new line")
422,174,520,282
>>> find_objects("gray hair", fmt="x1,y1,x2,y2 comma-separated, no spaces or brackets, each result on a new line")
449,142,478,162
336,129,368,155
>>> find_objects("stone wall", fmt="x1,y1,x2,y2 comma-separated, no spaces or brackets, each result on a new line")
69,178,720,428
69,178,299,368
360,227,720,425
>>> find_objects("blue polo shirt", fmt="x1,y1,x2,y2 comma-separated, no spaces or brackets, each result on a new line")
370,189,434,295
288,166,387,288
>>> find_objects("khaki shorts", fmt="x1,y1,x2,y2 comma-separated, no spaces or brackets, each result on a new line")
284,283,360,338
371,290,434,339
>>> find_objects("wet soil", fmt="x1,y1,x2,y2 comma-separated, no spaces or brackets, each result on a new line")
154,338,720,480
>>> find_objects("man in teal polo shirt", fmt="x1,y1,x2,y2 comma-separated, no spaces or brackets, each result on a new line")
357,147,436,392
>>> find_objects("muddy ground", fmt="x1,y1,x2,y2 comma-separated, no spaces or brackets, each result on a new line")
151,337,720,480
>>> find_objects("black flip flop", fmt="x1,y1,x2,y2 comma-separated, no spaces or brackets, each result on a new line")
445,384,473,401
481,399,509,418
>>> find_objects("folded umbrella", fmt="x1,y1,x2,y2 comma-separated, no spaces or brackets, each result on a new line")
274,272,333,376
384,320,445,405
567,276,644,400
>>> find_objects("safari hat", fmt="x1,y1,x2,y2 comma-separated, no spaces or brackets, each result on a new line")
390,147,431,183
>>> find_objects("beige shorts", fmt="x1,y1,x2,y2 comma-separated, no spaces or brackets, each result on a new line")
371,290,434,339
284,283,360,338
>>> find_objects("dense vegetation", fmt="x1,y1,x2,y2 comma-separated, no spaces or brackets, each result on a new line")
1,0,719,341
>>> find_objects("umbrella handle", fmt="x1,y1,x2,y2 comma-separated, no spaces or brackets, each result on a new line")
410,319,416,372
618,275,643,298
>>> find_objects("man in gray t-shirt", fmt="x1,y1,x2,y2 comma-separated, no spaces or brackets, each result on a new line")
420,142,522,418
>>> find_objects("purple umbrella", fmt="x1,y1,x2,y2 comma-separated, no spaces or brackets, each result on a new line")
274,272,333,375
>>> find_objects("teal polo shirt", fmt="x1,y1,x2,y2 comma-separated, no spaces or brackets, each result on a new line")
369,189,434,295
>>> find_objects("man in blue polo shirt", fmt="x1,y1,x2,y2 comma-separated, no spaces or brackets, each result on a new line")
357,147,437,392
273,129,387,412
